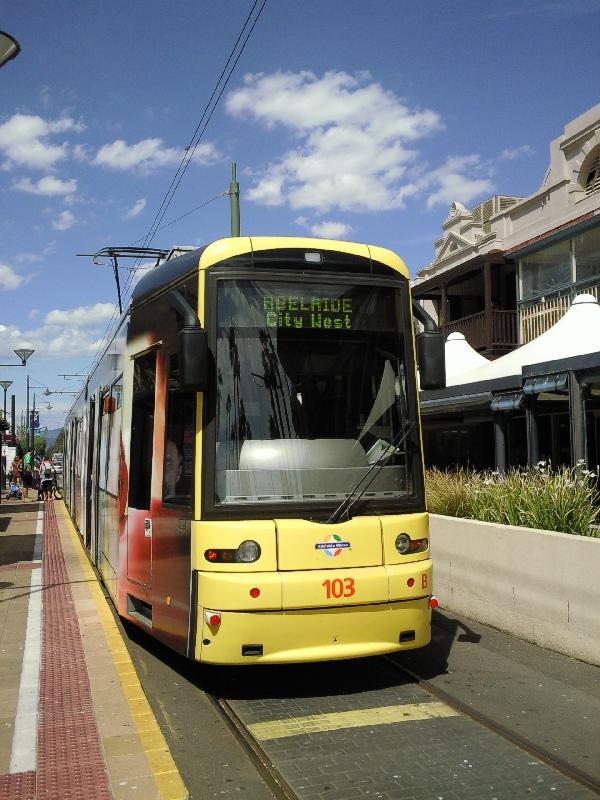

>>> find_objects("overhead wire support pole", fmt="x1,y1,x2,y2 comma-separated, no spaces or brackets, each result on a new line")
112,254,123,315
77,247,169,317
229,162,240,237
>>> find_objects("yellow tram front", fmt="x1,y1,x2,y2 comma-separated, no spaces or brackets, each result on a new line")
190,238,434,664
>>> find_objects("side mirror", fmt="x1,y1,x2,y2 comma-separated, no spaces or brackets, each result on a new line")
169,289,209,391
416,330,445,390
178,327,208,391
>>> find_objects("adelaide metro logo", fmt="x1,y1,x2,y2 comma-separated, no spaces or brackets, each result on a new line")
315,534,351,558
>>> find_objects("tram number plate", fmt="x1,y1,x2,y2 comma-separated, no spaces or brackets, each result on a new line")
322,577,355,599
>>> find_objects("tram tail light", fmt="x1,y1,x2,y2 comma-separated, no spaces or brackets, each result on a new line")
429,596,439,609
204,610,221,626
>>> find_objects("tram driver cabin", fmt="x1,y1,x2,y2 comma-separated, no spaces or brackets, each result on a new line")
64,237,444,665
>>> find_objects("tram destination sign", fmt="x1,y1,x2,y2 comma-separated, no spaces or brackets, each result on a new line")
263,293,353,330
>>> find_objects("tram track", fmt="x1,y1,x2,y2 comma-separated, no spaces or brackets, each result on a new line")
206,693,300,800
384,655,600,797
204,652,600,800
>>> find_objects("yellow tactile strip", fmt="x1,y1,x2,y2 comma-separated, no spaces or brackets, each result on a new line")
56,503,188,800
248,702,460,741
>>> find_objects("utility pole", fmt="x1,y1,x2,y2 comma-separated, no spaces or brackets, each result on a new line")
0,380,13,492
229,162,240,237
26,374,30,452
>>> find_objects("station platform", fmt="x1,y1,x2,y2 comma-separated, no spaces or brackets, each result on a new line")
0,497,188,800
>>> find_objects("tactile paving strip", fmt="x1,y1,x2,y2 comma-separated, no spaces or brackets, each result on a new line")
0,771,36,800
38,500,112,800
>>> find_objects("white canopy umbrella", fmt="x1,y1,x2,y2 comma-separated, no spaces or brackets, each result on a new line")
448,293,600,386
444,332,489,381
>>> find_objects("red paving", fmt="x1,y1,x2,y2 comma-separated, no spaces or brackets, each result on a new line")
0,771,36,800
2,499,112,800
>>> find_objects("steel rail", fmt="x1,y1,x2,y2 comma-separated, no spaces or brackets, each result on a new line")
384,656,600,798
205,693,300,800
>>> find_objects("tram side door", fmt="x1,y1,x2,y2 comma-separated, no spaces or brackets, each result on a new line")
127,349,157,587
84,397,95,552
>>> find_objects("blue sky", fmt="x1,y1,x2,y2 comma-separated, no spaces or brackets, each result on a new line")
1,0,600,431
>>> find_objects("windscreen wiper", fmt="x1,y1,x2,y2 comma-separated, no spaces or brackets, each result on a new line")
325,421,416,524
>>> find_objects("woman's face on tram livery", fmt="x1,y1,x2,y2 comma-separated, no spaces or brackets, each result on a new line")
164,439,183,497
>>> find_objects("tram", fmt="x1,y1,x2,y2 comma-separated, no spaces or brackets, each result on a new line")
63,237,445,664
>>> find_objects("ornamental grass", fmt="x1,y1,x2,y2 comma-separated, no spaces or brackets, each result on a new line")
425,463,600,537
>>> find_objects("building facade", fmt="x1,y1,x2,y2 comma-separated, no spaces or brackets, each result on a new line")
413,103,600,472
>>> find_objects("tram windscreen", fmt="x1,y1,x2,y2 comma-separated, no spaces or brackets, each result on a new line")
214,278,418,509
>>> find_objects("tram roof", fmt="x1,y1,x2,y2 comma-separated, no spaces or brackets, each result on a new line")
131,236,410,307
131,245,206,307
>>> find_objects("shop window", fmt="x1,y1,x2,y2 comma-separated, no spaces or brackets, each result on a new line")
574,225,600,283
520,239,571,301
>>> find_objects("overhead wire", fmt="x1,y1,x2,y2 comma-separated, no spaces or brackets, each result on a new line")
138,0,265,257
82,0,267,376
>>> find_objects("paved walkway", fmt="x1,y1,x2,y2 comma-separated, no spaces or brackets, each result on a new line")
0,497,188,800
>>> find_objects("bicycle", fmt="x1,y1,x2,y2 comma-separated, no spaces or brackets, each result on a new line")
52,476,63,500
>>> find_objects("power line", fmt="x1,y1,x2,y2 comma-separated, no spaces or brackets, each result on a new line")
130,190,228,248
138,0,267,258
112,0,266,325
80,0,267,381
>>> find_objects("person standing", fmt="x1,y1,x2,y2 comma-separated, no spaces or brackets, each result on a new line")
40,455,54,500
22,449,33,500
11,454,22,485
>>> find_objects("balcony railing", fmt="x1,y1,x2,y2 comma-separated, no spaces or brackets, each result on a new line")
519,278,600,344
443,310,518,352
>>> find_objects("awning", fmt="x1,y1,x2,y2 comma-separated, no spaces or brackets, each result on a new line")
523,372,568,395
490,392,524,412
420,391,492,416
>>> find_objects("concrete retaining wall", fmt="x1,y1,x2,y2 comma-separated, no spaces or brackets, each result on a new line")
429,514,600,666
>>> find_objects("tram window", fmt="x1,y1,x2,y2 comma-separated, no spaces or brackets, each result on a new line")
163,354,195,506
129,351,156,510
107,376,123,496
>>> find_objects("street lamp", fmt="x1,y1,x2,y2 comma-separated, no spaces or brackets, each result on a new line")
44,387,78,395
0,348,34,367
0,31,20,69
25,372,43,453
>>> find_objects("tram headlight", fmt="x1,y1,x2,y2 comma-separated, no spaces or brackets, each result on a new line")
235,540,261,563
395,533,411,554
394,533,429,555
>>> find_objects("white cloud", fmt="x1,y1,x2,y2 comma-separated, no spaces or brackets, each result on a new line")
12,175,78,196
43,331,106,357
52,210,76,230
44,302,116,327
15,241,55,265
227,70,495,214
123,197,146,219
0,302,116,365
0,264,25,290
0,114,84,170
300,219,353,239
92,138,220,174
227,70,443,213
424,155,494,208
499,144,533,161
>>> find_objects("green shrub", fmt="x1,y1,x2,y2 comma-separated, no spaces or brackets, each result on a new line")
425,464,599,537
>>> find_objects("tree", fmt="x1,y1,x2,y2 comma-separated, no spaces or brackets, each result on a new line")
34,434,47,456
49,428,64,456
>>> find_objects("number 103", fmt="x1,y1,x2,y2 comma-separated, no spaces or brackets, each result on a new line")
322,577,356,599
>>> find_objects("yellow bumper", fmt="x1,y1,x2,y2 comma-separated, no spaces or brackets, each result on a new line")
195,597,431,664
